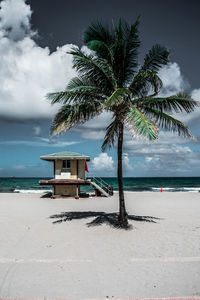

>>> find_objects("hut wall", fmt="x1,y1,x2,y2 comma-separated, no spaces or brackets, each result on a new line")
55,160,62,173
54,158,86,180
70,160,77,179
54,185,76,196
78,160,85,180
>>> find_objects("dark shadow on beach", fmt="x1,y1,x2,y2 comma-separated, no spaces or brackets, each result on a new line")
41,192,91,199
41,192,52,198
49,211,161,230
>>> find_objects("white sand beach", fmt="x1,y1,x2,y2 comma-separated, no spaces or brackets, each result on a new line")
0,192,200,299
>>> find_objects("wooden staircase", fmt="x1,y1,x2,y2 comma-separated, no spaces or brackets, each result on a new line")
90,177,113,197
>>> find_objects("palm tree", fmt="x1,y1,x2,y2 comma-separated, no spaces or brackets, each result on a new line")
47,19,198,227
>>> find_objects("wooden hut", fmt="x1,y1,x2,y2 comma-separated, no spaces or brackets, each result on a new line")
39,151,90,198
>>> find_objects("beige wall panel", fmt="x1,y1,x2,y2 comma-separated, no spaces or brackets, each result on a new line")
78,160,85,180
54,158,86,181
55,160,62,171
55,185,77,196
70,160,77,179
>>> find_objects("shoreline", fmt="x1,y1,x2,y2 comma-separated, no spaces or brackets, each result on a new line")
1,190,200,194
1,177,200,194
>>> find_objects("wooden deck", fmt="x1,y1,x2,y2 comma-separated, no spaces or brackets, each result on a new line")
39,179,91,186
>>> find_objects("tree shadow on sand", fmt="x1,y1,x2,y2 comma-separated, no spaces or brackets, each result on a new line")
49,211,161,230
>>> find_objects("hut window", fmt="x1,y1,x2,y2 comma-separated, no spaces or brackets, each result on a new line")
62,160,66,168
67,160,70,168
62,160,70,169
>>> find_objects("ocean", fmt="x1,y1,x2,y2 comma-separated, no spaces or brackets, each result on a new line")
0,177,200,193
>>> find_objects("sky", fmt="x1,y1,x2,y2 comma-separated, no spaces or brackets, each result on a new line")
0,0,200,177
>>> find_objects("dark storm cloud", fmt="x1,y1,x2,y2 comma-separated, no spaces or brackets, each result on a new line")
29,0,200,89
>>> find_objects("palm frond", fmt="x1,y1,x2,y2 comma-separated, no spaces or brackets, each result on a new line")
84,21,114,47
139,92,199,113
121,17,140,83
142,107,193,138
126,106,158,140
84,21,115,65
51,100,103,135
86,40,114,66
129,70,163,98
105,88,131,107
141,44,170,72
47,78,104,105
102,118,119,151
66,76,92,90
69,47,116,94
112,18,140,86
47,91,69,105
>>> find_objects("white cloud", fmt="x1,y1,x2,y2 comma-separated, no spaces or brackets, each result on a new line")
91,153,114,172
72,111,113,140
0,0,35,40
157,62,200,124
0,0,76,120
81,45,95,56
33,126,41,136
184,89,200,124
13,164,26,169
122,130,200,176
124,130,193,155
158,62,189,97
81,130,105,140
140,149,200,176
168,88,200,125
191,88,200,101
0,138,79,147
122,153,133,172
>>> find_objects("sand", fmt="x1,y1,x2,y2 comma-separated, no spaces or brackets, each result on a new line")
0,192,200,299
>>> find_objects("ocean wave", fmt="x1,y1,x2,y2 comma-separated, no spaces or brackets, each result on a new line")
152,187,200,192
0,187,15,192
14,189,52,194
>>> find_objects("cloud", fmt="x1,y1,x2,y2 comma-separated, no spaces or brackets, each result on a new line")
132,143,191,156
123,153,133,172
12,164,27,169
140,149,200,176
0,0,76,120
80,130,106,140
185,89,200,124
33,126,41,136
90,152,134,176
158,62,189,97
0,0,35,40
0,138,79,147
72,111,113,140
91,153,114,172
157,62,200,124
124,130,193,154
122,130,200,176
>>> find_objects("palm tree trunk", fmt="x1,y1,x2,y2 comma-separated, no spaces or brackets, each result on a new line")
118,122,128,226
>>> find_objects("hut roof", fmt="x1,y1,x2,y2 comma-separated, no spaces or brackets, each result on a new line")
40,151,90,161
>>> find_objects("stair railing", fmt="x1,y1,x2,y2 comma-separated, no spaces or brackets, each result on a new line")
91,176,113,195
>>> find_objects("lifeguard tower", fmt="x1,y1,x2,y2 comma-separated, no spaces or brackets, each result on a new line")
39,150,113,198
39,151,90,198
